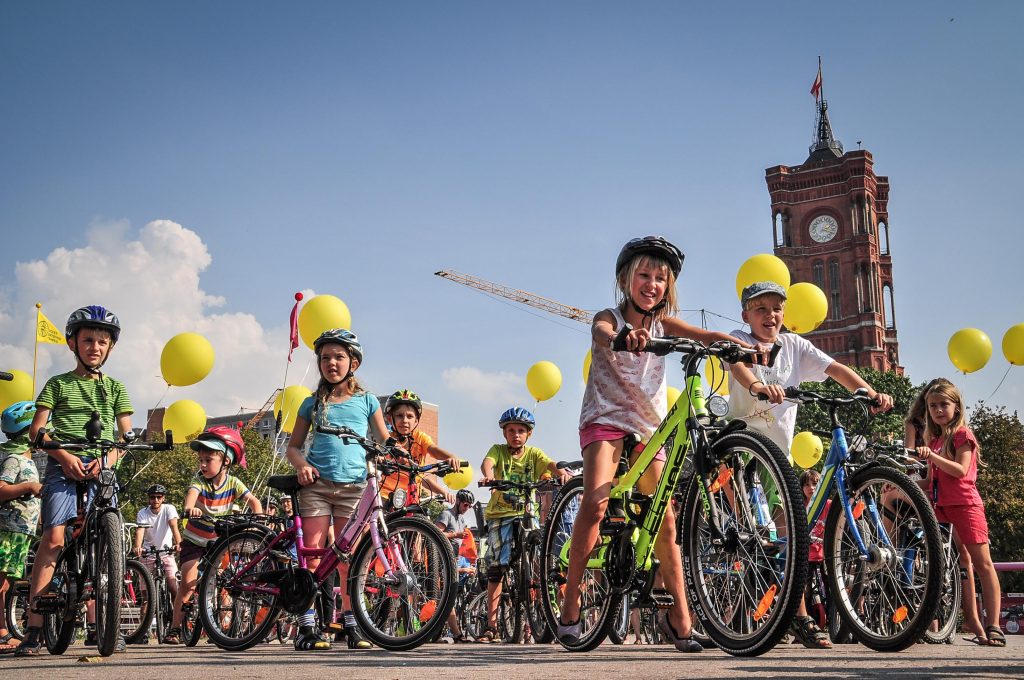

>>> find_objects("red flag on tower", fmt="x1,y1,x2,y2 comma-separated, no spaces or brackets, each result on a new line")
810,63,822,100
288,292,303,362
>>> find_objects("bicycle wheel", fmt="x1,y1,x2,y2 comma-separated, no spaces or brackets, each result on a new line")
497,567,523,643
607,595,630,645
524,532,553,643
538,476,621,652
680,430,808,657
823,465,942,652
182,595,203,647
94,512,126,656
156,585,173,643
42,548,79,655
122,558,156,644
197,528,283,651
922,526,963,644
463,590,489,640
5,583,29,641
349,515,456,651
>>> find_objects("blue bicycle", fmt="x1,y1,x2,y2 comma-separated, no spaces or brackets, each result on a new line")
786,386,942,651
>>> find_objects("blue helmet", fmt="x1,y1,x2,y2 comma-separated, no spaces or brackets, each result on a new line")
65,305,121,343
2,401,36,436
313,328,362,363
498,407,535,430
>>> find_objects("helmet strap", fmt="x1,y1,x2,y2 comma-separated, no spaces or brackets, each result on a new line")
628,297,664,329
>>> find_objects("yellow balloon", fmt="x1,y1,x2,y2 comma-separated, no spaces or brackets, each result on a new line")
1002,324,1024,366
162,399,207,442
704,356,730,396
526,361,562,402
792,432,824,469
783,282,828,334
160,332,215,387
298,295,352,351
274,385,313,432
444,461,474,491
583,349,592,385
948,328,992,374
0,369,33,412
666,386,681,407
735,254,791,300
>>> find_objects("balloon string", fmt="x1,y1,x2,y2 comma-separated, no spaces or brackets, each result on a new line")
143,384,172,438
983,365,1012,402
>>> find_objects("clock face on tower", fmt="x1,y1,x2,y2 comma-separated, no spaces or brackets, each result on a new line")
809,214,839,243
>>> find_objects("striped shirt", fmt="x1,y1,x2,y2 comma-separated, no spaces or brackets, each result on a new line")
36,372,133,457
181,474,251,546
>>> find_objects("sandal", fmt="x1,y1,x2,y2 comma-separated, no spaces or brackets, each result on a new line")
963,633,990,646
13,628,43,657
984,625,1006,647
791,615,832,650
163,627,182,645
476,627,497,644
453,632,471,644
657,613,703,653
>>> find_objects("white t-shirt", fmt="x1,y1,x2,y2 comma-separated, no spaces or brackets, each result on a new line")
725,330,833,454
136,503,180,549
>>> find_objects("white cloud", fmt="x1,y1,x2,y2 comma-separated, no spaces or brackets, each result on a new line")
441,366,523,407
0,219,303,430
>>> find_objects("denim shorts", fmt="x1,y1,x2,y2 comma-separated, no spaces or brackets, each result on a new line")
41,456,113,529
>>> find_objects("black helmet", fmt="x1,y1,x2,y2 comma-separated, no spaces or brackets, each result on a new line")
146,484,167,496
615,236,684,278
66,305,122,343
456,489,475,505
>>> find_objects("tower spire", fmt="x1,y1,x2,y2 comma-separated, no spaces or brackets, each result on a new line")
806,58,843,163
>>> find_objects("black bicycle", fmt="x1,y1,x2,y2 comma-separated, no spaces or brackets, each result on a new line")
32,412,172,656
479,478,557,644
132,545,177,643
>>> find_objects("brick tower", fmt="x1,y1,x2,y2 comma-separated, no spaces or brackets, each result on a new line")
764,89,901,372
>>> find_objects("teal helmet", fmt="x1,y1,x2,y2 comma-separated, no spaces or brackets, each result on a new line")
2,401,36,436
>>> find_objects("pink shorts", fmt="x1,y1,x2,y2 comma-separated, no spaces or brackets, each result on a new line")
579,424,666,462
935,504,989,545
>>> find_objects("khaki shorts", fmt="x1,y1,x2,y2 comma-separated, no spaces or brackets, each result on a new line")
298,478,366,519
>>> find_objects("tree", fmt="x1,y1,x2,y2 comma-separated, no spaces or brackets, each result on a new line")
970,404,1024,593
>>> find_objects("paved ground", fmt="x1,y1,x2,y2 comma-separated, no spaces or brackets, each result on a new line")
2,637,1021,679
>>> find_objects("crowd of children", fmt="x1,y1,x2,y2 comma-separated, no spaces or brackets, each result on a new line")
0,236,1010,656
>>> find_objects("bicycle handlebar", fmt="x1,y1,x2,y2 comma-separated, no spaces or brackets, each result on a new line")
611,324,781,367
782,386,881,409
478,479,554,492
314,425,469,476
0,371,13,381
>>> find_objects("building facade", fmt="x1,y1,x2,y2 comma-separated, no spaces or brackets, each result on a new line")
765,96,901,372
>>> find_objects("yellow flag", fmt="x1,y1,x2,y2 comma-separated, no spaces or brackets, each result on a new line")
37,309,64,344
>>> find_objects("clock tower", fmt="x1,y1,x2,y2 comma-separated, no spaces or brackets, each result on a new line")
765,94,901,372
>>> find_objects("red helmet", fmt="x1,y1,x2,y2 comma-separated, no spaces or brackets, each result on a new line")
190,425,248,469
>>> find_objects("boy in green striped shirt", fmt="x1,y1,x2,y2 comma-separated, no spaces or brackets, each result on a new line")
15,306,133,657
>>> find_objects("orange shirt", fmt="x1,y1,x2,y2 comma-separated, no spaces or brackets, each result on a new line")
379,430,436,499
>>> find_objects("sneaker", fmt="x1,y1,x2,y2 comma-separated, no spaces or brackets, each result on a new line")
345,625,372,650
84,628,97,646
294,627,331,651
440,635,455,644
114,635,127,653
555,618,581,645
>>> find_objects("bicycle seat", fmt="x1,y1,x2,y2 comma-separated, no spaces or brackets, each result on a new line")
267,475,302,493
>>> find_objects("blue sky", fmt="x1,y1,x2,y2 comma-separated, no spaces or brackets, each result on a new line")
2,1,1022,476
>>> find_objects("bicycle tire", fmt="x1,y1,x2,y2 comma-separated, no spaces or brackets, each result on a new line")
524,531,553,643
5,583,29,641
156,584,173,643
182,595,203,647
923,527,963,644
122,558,156,644
823,465,942,652
349,515,456,651
198,527,283,651
497,566,523,643
607,595,629,645
680,429,808,657
538,476,622,652
95,511,126,656
42,548,78,655
463,590,489,640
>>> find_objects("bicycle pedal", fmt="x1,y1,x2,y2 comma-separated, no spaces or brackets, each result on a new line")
635,589,675,610
32,593,65,613
599,516,630,536
324,622,344,633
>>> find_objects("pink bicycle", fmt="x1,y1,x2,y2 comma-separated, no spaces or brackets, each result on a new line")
195,424,461,651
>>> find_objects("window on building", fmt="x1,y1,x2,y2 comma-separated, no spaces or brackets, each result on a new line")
813,261,824,290
828,259,841,319
883,283,896,330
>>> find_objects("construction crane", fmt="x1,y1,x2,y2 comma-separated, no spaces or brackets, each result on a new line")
434,270,594,325
243,388,282,431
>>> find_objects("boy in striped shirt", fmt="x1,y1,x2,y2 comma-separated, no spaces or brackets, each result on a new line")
164,426,261,644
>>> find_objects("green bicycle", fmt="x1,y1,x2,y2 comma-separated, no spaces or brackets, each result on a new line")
540,328,808,656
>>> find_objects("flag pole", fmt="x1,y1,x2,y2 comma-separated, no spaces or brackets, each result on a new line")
33,303,41,396
818,56,824,103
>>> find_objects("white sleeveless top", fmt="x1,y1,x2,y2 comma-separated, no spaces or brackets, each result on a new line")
579,307,667,438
